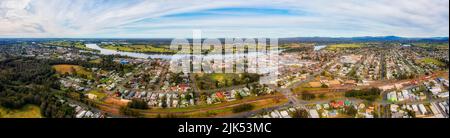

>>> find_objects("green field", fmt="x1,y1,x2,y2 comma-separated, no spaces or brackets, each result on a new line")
419,58,445,66
413,43,449,49
53,64,93,79
101,44,176,54
87,90,108,100
44,41,96,51
0,105,42,118
195,73,260,90
326,44,363,50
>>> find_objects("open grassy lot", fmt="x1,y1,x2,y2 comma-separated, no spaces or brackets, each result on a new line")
89,58,103,64
195,73,260,90
326,43,362,50
87,90,108,101
53,64,93,79
419,58,445,66
0,104,42,118
101,44,176,54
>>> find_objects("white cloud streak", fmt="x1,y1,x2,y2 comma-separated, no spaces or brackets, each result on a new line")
0,0,448,38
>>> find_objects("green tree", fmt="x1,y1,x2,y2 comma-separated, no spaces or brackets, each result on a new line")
291,109,309,118
127,99,148,109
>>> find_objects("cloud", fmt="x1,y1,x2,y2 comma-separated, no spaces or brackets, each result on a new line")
0,0,448,38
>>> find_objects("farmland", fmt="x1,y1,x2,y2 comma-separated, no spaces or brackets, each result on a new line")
326,43,363,50
101,44,176,54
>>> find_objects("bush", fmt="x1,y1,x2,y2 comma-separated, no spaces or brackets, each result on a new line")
290,109,309,118
232,104,254,113
345,88,381,101
301,93,316,101
127,99,148,109
119,106,142,117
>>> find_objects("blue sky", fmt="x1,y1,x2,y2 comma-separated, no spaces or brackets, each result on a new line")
0,0,448,38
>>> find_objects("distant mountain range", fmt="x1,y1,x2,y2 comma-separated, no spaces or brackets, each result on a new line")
279,36,449,43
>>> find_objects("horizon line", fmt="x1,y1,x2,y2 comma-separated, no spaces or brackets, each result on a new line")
0,36,449,39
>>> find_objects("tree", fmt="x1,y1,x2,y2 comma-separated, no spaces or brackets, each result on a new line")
119,106,142,117
319,94,326,99
127,99,148,109
184,93,192,101
235,93,243,100
345,106,358,117
406,110,416,118
232,104,254,113
291,109,309,118
199,93,207,102
302,93,316,101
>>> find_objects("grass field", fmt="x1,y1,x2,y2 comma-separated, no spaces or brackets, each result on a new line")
44,41,96,51
53,64,93,79
101,44,176,54
419,58,445,66
89,58,103,64
194,73,260,90
209,73,238,84
0,105,42,118
327,44,362,50
87,90,108,100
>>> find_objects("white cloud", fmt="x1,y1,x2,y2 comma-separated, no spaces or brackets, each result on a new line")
0,0,448,38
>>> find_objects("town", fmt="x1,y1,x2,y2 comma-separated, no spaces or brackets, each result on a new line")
0,38,448,118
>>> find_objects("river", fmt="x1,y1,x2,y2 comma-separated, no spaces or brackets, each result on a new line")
314,45,327,51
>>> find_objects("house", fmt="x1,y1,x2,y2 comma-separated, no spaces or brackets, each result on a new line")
85,93,98,100
387,91,397,102
437,92,449,98
418,104,428,115
401,90,410,100
309,109,320,118
397,92,404,101
330,101,344,108
270,111,280,118
322,103,330,109
411,104,419,114
76,110,87,118
390,104,399,112
429,103,441,115
429,87,442,95
279,110,291,118
215,92,225,100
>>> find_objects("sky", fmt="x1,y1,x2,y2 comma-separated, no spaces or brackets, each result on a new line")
0,0,448,38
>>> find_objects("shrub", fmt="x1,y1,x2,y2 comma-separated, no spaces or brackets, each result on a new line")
232,104,254,113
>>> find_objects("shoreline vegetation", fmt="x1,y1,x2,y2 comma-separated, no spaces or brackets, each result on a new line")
43,41,99,52
98,44,282,55
99,44,177,54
